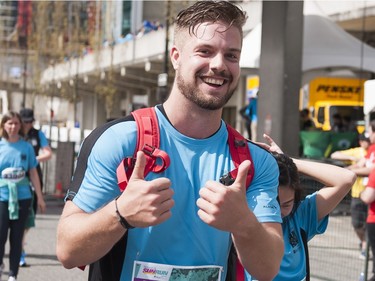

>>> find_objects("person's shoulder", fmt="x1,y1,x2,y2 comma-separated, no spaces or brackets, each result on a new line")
248,141,278,167
352,147,365,153
19,138,34,150
72,115,137,179
248,140,273,156
293,193,318,218
36,128,48,139
366,144,375,155
36,129,51,147
336,147,357,154
82,114,135,149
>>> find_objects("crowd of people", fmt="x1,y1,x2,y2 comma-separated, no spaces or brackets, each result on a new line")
331,133,371,259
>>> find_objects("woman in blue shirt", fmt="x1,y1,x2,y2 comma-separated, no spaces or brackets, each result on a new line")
0,111,46,281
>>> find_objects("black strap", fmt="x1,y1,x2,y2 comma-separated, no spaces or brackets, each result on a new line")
300,228,310,281
225,244,238,281
66,115,133,201
25,127,41,157
88,233,128,281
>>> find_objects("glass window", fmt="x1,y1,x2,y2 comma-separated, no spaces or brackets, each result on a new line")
317,107,324,124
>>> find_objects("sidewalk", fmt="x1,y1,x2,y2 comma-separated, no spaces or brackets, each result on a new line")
2,196,88,281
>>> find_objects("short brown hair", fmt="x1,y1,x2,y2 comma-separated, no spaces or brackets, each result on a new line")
174,0,247,40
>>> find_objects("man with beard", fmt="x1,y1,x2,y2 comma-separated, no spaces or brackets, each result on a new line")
56,1,283,281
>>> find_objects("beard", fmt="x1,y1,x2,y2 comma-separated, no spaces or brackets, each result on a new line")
176,72,237,110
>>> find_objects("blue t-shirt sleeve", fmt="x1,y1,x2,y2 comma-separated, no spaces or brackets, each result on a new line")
72,122,137,212
247,144,282,224
38,130,49,148
296,192,329,240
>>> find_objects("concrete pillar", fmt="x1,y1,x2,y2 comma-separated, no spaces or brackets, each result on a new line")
257,1,304,157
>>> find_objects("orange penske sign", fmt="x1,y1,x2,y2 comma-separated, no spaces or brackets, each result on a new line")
309,77,365,105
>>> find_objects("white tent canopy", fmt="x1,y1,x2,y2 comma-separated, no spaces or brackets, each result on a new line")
240,15,375,73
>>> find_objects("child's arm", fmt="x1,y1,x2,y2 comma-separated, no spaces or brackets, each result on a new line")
261,134,356,221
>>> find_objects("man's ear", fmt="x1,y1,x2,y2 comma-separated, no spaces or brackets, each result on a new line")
170,46,180,70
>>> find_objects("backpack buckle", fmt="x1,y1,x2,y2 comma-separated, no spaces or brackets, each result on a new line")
125,157,136,169
142,144,170,173
220,172,235,186
142,144,156,156
234,139,246,147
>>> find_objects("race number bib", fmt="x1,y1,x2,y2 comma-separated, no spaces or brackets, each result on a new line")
1,167,26,183
132,261,222,281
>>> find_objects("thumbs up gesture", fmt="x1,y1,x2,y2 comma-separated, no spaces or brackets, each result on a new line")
115,151,174,228
197,160,252,233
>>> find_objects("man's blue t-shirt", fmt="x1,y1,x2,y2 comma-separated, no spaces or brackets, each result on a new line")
70,106,282,281
0,138,37,200
246,192,329,281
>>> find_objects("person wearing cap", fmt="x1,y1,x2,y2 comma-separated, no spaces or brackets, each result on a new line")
331,133,371,259
19,109,52,175
19,108,52,267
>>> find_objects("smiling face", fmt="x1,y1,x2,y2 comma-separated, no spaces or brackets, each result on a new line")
171,21,242,110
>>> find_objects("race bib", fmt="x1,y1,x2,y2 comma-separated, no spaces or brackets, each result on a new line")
1,167,26,183
132,261,222,281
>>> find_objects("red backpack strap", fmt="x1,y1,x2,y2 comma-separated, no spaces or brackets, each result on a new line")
224,124,254,189
226,124,254,281
116,107,170,192
225,125,254,281
236,260,245,281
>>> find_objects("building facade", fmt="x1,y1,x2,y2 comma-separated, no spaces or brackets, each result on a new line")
1,1,375,145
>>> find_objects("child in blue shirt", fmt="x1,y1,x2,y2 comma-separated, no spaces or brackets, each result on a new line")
245,134,356,281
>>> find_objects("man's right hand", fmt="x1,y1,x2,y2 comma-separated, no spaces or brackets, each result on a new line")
116,151,174,228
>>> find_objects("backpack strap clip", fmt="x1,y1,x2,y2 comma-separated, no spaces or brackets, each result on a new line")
117,107,171,192
234,139,246,147
226,124,254,188
142,144,170,173
142,143,156,156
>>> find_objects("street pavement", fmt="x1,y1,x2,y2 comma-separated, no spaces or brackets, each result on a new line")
2,196,88,281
